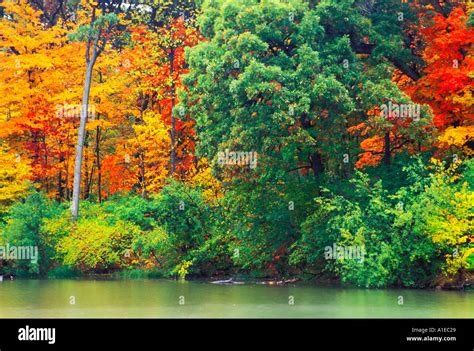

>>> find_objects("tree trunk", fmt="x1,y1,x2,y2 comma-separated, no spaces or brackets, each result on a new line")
84,132,90,200
57,169,63,201
169,47,176,175
383,130,391,166
71,57,96,220
96,124,102,204
309,153,324,176
139,151,146,199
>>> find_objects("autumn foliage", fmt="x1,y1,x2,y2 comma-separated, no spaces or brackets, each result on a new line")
0,0,472,286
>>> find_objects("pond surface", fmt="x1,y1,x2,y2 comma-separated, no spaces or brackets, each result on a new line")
0,279,472,318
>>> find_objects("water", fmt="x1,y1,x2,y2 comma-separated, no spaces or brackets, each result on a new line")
0,279,472,318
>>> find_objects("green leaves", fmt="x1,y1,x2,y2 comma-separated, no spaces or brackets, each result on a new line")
291,158,474,288
68,13,120,43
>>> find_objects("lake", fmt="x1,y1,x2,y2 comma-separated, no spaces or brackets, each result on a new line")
0,279,472,318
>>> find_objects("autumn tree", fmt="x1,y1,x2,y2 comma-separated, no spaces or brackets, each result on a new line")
137,0,200,176
402,4,474,162
0,0,83,199
0,143,31,212
69,0,134,219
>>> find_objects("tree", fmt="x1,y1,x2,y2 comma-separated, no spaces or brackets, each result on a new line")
401,5,474,164
69,0,131,219
403,6,474,130
133,0,200,177
0,0,83,200
180,0,437,273
0,144,31,211
1,192,62,276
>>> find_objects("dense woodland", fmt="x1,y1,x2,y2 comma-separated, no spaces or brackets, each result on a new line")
0,0,473,288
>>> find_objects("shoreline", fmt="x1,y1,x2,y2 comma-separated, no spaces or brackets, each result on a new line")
2,274,472,291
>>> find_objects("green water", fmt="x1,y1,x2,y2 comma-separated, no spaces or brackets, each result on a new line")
0,279,472,318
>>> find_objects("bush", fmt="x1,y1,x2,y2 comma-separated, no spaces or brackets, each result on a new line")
54,213,143,273
131,181,232,277
291,168,439,287
0,192,64,276
291,159,474,287
103,195,160,231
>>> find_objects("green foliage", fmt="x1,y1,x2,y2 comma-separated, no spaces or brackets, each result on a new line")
47,266,82,279
0,192,64,276
68,13,120,42
153,181,211,250
51,206,143,272
467,11,474,27
131,181,233,277
103,196,159,231
178,0,437,280
291,159,474,287
409,161,474,279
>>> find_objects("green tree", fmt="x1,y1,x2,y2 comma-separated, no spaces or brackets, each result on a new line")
1,192,63,277
180,0,432,275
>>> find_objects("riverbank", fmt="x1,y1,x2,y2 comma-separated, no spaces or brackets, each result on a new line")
3,271,473,291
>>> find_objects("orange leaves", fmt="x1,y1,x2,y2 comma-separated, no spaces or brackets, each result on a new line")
119,20,203,187
0,1,208,203
348,122,370,137
356,136,384,169
100,154,134,196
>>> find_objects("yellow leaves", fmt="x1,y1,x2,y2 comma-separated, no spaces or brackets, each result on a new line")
129,111,170,193
0,1,64,53
427,178,474,252
189,159,223,202
0,144,31,208
0,0,78,120
85,119,114,131
439,126,474,155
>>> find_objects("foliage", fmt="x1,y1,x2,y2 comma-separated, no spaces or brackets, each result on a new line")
0,192,64,276
291,159,473,287
0,0,472,288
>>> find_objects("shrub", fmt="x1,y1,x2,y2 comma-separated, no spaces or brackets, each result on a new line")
0,192,64,276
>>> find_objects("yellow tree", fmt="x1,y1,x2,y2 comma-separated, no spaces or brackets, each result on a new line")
0,143,31,211
0,0,83,200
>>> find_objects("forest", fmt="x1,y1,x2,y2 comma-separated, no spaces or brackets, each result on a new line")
0,0,473,289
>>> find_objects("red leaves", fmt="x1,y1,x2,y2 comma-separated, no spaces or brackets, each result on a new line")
407,7,474,129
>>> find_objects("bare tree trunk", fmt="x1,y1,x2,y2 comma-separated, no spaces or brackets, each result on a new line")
71,57,96,220
96,123,102,204
57,169,63,201
169,47,176,175
383,130,391,166
309,152,324,176
139,151,146,199
84,131,90,199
